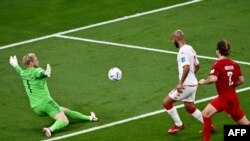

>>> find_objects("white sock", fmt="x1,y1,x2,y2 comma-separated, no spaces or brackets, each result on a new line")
167,107,183,126
191,109,203,123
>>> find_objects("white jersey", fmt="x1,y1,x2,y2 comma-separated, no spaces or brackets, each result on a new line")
177,44,199,85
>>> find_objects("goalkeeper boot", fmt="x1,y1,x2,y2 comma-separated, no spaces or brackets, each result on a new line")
43,128,52,137
90,112,98,122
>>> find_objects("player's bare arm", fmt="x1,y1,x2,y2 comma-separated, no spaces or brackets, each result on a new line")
194,65,200,74
176,65,190,93
234,76,244,87
198,75,217,85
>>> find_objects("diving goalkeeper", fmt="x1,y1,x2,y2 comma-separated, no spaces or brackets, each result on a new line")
9,53,98,137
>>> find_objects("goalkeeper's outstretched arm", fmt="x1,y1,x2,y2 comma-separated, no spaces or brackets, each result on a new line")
9,55,23,74
15,65,23,74
35,64,51,79
44,64,51,77
10,55,51,78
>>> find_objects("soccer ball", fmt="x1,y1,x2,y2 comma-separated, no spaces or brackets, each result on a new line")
108,67,122,81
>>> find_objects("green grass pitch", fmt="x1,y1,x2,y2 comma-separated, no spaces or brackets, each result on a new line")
0,0,250,141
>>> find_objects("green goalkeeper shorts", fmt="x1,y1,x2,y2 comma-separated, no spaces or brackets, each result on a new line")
33,100,61,118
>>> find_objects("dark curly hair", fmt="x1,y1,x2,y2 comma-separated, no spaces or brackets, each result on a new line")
217,40,230,56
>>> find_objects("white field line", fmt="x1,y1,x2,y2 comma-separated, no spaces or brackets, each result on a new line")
0,0,202,50
43,87,250,141
55,35,250,66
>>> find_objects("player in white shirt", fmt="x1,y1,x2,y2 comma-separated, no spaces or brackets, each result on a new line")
163,30,204,134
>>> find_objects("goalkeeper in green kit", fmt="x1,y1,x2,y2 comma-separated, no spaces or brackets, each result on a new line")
9,53,98,137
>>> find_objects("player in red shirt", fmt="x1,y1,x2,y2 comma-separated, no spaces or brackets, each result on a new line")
198,40,250,141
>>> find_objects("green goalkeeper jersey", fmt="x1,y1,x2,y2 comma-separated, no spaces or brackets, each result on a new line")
15,65,53,108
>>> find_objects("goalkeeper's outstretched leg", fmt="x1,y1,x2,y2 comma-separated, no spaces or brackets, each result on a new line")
43,107,98,137
43,111,69,137
61,107,98,122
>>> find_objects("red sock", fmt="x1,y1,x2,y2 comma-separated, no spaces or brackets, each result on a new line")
186,107,196,114
163,104,173,110
203,116,212,141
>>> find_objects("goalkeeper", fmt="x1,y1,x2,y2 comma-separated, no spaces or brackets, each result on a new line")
9,53,98,137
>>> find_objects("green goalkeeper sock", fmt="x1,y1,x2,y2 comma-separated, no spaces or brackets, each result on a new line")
49,119,68,132
65,109,91,121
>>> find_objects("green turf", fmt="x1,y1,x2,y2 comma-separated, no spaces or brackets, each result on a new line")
0,0,249,141
0,0,187,46
69,0,250,62
0,37,213,140
0,38,249,140
61,91,250,141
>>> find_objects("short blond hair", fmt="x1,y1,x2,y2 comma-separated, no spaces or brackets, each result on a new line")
23,53,37,66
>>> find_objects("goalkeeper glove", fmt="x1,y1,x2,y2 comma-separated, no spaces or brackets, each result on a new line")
44,64,51,77
9,55,18,67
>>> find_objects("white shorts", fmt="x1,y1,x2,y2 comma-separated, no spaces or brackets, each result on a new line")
168,85,198,102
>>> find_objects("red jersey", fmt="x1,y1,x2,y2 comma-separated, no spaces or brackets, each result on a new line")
210,58,242,99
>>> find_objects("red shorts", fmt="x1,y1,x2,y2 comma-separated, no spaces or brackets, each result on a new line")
210,96,244,121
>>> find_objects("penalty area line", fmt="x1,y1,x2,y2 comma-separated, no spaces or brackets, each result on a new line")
0,0,202,50
42,87,250,141
55,35,250,66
